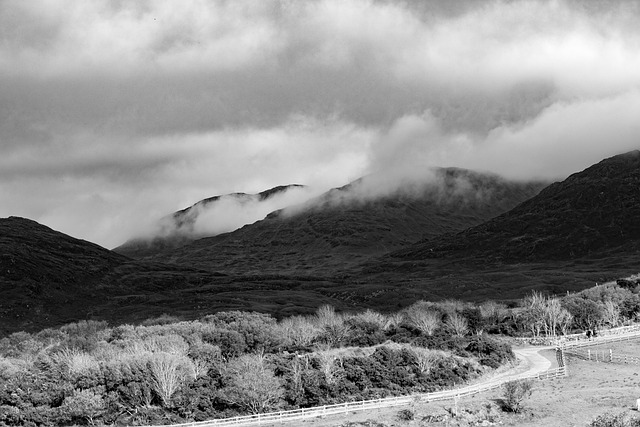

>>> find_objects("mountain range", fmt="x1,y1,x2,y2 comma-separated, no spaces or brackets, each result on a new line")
115,184,307,258
145,167,547,276
1,151,639,334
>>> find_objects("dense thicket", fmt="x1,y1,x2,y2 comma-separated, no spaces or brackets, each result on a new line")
0,307,512,426
0,276,637,426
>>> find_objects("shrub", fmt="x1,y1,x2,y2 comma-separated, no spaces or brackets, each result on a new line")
59,389,106,425
501,379,533,413
465,335,514,368
589,412,640,427
220,353,284,414
345,318,386,347
397,409,414,421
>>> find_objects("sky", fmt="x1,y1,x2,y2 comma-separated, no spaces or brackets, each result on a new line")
1,0,640,248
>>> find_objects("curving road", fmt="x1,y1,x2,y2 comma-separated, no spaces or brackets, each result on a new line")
154,327,640,427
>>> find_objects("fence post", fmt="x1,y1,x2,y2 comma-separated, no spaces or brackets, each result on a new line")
609,349,613,362
588,349,591,360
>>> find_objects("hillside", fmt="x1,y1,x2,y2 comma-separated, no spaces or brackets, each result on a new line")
149,168,548,275
0,217,354,334
0,217,129,331
3,153,640,335
393,150,640,262
114,184,307,258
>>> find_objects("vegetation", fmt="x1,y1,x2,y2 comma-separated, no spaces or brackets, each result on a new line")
501,379,533,413
0,304,513,426
0,276,637,426
589,412,640,427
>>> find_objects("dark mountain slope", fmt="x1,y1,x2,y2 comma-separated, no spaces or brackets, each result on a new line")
0,217,129,332
0,217,128,285
393,150,640,262
114,184,306,258
0,217,354,334
151,168,548,275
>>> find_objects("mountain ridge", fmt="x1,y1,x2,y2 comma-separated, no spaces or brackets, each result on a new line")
148,167,549,275
3,152,639,335
392,150,640,262
114,184,307,257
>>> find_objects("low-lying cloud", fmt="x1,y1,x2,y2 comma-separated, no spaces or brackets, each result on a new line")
1,0,639,247
144,185,322,242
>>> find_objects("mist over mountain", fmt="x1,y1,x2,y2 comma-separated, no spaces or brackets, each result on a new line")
2,152,639,335
114,184,312,257
393,150,640,261
149,168,548,275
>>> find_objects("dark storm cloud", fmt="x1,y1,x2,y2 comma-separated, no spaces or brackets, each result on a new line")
1,0,639,246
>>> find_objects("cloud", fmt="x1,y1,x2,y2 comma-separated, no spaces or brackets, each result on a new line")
1,0,640,246
0,118,371,248
367,90,640,184
184,186,321,238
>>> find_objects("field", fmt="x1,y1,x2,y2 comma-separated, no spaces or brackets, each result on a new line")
277,342,640,427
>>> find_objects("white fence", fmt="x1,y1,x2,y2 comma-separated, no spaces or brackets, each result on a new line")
150,325,640,427
564,348,640,364
151,366,567,427
513,323,640,346
559,327,640,350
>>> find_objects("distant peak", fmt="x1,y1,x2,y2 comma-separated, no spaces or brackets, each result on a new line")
258,184,306,201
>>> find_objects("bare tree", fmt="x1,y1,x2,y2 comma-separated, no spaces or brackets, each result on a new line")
542,298,566,336
316,351,344,386
446,313,469,337
353,309,387,329
438,299,465,317
521,292,547,337
148,352,195,407
480,301,508,325
287,356,310,396
315,305,340,327
406,309,440,336
522,293,573,337
221,353,284,414
409,347,442,375
383,312,404,331
188,342,221,379
603,300,621,327
278,316,322,347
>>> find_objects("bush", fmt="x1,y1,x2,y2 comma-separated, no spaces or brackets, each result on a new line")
501,379,533,413
397,409,414,421
465,336,514,368
589,412,640,427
